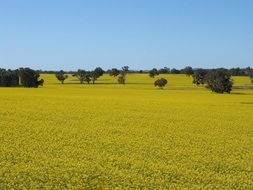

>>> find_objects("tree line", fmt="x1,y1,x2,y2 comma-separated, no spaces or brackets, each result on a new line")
149,67,253,93
148,66,252,77
0,68,44,88
1,66,253,94
56,66,129,85
38,66,252,76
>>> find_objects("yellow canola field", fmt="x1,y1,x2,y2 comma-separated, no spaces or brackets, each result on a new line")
0,74,253,189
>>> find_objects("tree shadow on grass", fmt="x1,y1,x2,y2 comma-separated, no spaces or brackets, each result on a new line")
241,102,253,104
233,86,253,90
231,92,248,95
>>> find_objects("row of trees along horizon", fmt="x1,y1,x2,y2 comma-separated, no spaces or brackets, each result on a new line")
1,66,253,94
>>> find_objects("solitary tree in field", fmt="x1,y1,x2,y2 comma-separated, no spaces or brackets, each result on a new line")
19,68,44,88
154,78,168,89
192,69,208,85
149,68,159,78
55,70,68,84
204,69,233,93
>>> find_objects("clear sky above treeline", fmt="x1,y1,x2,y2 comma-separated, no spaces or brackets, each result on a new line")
0,0,252,71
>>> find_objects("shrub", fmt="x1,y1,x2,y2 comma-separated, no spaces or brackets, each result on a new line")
154,78,168,89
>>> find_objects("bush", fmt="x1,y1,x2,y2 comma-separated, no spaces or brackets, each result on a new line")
154,78,168,89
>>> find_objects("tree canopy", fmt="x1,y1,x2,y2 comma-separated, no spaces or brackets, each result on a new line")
149,68,159,78
55,70,68,84
204,69,233,93
154,78,168,89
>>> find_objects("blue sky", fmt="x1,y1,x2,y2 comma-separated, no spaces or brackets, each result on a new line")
0,0,252,70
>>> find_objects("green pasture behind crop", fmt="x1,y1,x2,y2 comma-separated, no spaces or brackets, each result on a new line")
0,74,253,189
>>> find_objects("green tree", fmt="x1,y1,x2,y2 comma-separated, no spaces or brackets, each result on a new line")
182,66,194,76
84,72,92,84
192,69,208,85
122,66,129,73
55,70,68,84
204,69,233,93
109,68,120,77
0,69,19,87
91,67,104,84
154,78,168,89
170,68,180,74
19,68,44,88
73,69,86,84
149,68,159,78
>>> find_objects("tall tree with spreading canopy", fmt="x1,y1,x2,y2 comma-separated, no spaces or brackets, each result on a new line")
91,67,104,84
73,69,86,84
55,70,68,84
204,69,233,93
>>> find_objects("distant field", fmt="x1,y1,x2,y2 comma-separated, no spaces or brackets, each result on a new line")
0,74,253,189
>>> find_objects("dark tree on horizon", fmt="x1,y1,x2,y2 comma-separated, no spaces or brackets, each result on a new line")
0,69,19,87
182,66,194,76
149,68,159,78
90,67,104,84
192,69,208,85
73,69,87,84
204,69,233,93
55,70,68,84
109,68,120,77
19,68,44,88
